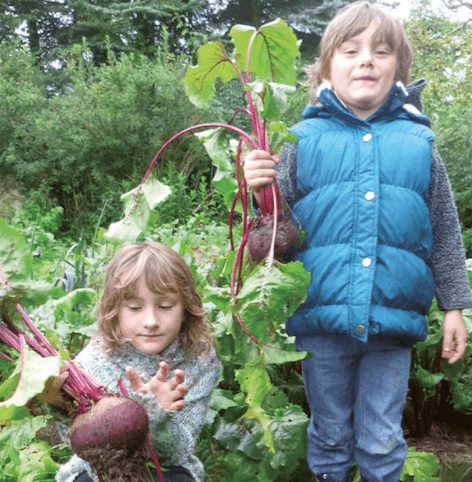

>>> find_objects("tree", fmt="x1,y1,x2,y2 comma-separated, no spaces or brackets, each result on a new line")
0,0,207,66
0,40,213,234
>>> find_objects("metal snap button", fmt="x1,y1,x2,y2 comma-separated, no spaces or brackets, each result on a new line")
365,191,375,201
357,324,366,334
363,133,372,142
362,257,372,267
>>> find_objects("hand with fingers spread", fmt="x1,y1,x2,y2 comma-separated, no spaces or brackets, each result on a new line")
37,360,71,410
442,309,468,364
126,361,188,410
243,149,280,204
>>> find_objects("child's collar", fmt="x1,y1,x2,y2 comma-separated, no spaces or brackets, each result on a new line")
317,80,408,119
305,81,417,124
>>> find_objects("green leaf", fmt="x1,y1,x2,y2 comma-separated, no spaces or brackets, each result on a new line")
52,288,94,310
105,174,171,242
231,19,300,85
400,447,440,481
185,41,239,108
248,82,296,121
0,219,51,315
263,340,312,365
210,389,240,411
194,127,239,210
414,367,444,389
265,406,309,473
17,441,60,482
202,285,232,315
267,120,298,154
0,416,50,453
235,354,274,452
233,261,310,343
0,341,61,423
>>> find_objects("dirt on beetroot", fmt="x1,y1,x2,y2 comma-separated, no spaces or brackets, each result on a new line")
247,214,300,265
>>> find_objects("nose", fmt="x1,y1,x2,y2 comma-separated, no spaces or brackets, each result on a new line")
142,309,159,329
360,47,373,67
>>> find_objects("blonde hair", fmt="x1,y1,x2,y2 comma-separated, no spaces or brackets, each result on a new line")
305,1,412,104
97,241,212,355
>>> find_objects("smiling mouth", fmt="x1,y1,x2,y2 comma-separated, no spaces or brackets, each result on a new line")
358,77,375,81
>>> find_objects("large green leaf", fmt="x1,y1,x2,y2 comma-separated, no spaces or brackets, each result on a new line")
0,340,61,424
105,174,171,242
235,354,274,452
184,41,239,109
233,260,310,343
400,447,440,481
230,19,300,85
0,219,51,315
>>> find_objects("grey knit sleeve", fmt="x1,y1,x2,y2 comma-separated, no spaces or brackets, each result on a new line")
277,141,299,209
428,144,472,310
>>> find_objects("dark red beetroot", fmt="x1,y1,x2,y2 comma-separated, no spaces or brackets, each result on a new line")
247,213,299,265
71,396,151,481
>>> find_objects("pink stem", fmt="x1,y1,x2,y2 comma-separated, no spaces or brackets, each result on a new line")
0,351,14,362
16,304,58,356
122,123,258,229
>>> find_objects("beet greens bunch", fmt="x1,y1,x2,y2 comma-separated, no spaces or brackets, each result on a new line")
106,18,303,344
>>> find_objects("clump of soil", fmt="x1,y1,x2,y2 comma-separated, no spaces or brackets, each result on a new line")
247,214,299,265
77,440,152,481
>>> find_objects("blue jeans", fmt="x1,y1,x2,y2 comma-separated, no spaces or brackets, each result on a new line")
296,333,412,482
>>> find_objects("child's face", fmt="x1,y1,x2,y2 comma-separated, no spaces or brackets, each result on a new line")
328,21,397,120
118,281,184,355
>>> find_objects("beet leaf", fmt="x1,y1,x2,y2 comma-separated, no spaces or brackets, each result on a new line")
0,337,61,424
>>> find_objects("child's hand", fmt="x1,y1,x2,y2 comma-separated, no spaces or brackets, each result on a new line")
243,149,280,203
37,360,70,409
442,309,467,364
126,362,188,411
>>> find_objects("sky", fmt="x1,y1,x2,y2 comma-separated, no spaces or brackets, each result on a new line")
390,0,471,20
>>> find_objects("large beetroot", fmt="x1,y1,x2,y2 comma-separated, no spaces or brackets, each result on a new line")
71,396,152,481
247,180,299,265
247,213,299,265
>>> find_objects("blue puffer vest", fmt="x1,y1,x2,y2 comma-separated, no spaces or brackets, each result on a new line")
286,82,435,343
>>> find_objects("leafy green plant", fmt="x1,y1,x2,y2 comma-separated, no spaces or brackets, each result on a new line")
404,296,472,438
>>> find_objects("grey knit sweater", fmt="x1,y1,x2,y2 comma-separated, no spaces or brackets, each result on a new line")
55,336,221,482
273,79,472,311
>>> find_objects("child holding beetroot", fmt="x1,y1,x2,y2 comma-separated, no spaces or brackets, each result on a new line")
244,2,471,482
48,241,221,482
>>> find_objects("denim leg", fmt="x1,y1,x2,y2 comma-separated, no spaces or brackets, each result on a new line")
354,339,412,482
296,334,356,482
296,334,412,482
